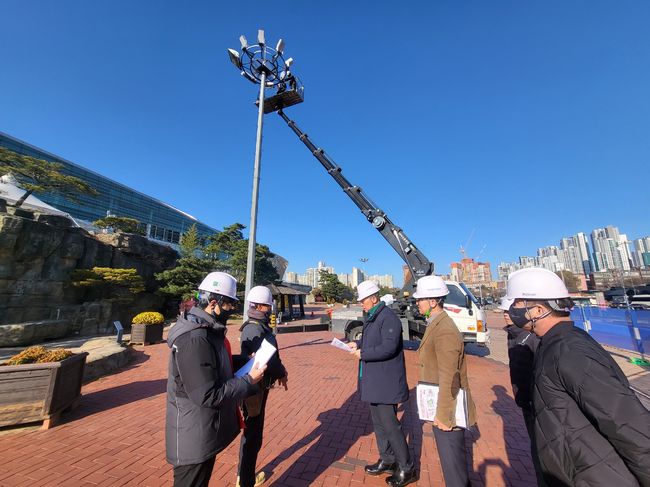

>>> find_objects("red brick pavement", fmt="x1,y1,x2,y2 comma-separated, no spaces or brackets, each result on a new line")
0,327,535,486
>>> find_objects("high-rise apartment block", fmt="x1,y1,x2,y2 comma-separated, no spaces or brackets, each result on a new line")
449,258,492,286
591,226,631,272
366,274,394,289
498,225,645,284
632,237,650,268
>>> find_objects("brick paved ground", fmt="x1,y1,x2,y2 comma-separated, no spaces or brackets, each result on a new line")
0,321,536,487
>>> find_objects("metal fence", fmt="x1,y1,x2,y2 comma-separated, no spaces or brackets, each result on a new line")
571,306,650,357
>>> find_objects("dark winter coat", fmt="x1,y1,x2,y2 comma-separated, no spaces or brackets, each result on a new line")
357,302,409,405
166,307,255,467
505,325,540,411
532,321,650,487
239,312,287,388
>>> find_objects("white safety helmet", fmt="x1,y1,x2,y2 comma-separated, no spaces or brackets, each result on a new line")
498,297,514,311
357,280,380,302
506,267,569,301
198,271,239,301
247,285,273,306
412,275,449,299
380,294,395,306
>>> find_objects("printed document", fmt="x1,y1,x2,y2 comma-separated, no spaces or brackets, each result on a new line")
235,339,277,378
330,337,353,352
416,382,468,428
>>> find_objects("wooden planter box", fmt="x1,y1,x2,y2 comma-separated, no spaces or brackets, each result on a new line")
131,323,164,345
0,352,88,429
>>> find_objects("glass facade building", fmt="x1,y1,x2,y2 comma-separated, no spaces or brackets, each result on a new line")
0,131,218,245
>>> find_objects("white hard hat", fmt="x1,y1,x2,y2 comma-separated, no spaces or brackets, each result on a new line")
380,294,395,306
506,267,569,300
198,271,239,301
412,275,449,299
498,297,514,311
247,285,273,306
357,280,380,302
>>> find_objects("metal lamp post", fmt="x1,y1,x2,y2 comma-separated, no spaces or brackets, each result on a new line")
228,30,301,318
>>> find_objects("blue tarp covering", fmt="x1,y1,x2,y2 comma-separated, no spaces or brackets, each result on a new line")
570,307,650,355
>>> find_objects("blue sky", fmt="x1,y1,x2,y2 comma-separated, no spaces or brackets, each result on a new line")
2,1,649,286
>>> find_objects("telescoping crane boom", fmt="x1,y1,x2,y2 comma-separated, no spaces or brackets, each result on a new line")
277,109,433,286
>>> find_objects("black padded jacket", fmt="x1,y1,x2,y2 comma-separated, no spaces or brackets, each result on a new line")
532,322,650,486
166,307,254,466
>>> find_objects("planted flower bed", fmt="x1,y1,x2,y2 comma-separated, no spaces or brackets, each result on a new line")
130,311,164,345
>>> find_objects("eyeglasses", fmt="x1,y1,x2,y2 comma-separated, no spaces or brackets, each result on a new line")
220,297,237,309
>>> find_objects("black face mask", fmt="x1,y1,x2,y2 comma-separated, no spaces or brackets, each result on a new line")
212,308,234,325
507,307,532,328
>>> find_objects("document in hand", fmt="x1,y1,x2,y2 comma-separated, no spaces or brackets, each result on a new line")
416,382,469,429
235,339,277,378
330,337,353,352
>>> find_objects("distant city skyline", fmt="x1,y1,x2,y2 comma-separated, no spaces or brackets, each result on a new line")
284,261,395,290
498,224,650,281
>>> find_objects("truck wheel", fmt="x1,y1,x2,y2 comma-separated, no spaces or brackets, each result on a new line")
347,326,363,341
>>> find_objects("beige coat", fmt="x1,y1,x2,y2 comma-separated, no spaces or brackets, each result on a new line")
417,311,476,428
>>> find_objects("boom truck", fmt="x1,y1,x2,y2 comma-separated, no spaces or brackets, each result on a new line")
275,110,488,346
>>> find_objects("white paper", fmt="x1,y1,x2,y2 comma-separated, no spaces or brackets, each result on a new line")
330,337,353,352
416,382,468,429
235,339,277,378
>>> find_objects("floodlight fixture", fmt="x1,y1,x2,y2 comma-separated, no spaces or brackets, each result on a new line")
228,49,242,69
285,57,294,67
257,29,265,45
241,71,258,84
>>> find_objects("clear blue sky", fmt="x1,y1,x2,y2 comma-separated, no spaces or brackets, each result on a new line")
2,1,649,286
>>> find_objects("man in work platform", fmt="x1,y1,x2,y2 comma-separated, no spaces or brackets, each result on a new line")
506,267,650,487
166,271,266,487
347,280,416,487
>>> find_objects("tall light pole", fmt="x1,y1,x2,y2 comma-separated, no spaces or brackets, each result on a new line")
228,30,301,317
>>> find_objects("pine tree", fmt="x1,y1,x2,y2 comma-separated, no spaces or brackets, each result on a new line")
0,147,98,208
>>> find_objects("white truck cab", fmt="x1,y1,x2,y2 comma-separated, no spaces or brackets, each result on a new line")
440,281,489,345
331,280,489,346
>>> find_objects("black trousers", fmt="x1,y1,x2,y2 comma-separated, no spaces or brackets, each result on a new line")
369,403,413,471
522,408,548,487
173,456,216,487
238,389,269,487
432,427,470,487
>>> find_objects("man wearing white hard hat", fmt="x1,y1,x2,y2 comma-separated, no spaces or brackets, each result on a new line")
347,280,415,487
166,272,266,487
414,275,476,487
499,296,544,485
236,286,288,487
506,267,650,486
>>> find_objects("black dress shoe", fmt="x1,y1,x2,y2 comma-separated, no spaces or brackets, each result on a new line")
385,468,417,487
364,460,396,476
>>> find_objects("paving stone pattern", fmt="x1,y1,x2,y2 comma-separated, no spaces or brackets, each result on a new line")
0,325,539,487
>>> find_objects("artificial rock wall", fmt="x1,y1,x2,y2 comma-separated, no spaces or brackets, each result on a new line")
0,202,178,346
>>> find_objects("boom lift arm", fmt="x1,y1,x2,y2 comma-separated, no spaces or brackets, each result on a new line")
277,109,434,283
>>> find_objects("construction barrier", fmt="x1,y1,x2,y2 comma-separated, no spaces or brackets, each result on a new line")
571,306,650,363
